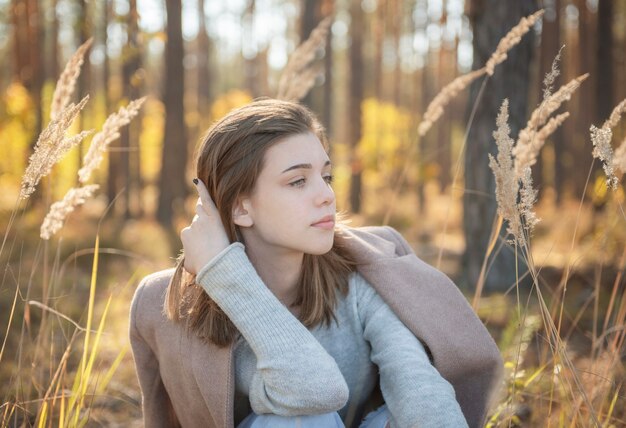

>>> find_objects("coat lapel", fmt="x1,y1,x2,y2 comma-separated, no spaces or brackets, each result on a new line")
191,336,235,427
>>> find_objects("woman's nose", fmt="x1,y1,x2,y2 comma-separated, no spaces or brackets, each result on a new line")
316,176,335,206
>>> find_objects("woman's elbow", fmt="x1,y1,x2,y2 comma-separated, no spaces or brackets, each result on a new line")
286,373,349,412
312,376,349,410
250,371,349,415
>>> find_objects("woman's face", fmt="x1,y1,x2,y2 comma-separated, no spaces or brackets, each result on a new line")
234,132,336,256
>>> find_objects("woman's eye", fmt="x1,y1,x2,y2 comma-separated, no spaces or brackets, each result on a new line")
324,174,334,184
289,178,306,187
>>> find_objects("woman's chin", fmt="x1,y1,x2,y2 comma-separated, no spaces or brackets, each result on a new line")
304,238,335,255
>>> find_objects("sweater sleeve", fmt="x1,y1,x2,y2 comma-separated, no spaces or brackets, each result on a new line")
354,274,469,428
129,281,181,428
195,242,349,416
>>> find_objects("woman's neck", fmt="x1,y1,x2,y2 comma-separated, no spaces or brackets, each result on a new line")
243,243,303,308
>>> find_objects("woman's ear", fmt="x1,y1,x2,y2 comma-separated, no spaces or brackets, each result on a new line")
232,198,254,228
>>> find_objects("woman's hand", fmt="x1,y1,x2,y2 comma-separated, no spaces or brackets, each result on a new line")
180,178,231,275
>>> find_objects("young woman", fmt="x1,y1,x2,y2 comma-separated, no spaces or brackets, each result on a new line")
130,99,502,428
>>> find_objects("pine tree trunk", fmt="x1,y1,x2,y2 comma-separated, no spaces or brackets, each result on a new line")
13,0,44,205
243,0,259,98
105,0,118,209
373,0,384,101
572,0,597,200
197,0,212,121
538,0,562,203
48,0,59,82
596,0,613,125
123,0,143,219
157,0,187,228
463,0,537,292
392,0,401,107
349,0,363,213
300,0,318,108
321,0,334,139
76,0,90,185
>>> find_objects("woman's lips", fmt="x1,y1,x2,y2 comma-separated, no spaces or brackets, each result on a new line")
311,220,335,230
311,215,335,229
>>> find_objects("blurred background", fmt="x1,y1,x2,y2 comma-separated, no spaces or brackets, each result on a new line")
1,0,626,426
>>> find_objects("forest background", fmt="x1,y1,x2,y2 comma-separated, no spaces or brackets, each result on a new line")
1,0,626,426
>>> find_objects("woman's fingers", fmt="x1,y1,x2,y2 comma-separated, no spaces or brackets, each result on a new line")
194,178,218,216
181,178,231,275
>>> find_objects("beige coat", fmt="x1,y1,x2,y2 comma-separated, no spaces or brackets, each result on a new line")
130,225,503,428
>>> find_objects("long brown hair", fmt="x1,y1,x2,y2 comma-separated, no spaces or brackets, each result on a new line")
164,98,357,347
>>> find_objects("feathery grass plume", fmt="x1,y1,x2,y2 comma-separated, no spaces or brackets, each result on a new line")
542,45,564,100
591,98,626,190
418,11,543,138
603,98,626,129
40,184,99,240
489,99,540,246
485,10,544,76
488,99,525,245
612,137,626,177
276,16,332,101
535,112,569,143
514,112,570,176
50,38,93,121
280,64,325,104
591,125,617,190
20,95,90,199
78,96,147,183
418,68,486,137
519,166,539,232
513,74,588,176
526,73,588,133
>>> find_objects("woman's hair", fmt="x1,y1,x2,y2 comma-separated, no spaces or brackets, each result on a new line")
164,98,358,347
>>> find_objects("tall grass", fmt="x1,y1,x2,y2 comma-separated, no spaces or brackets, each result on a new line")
380,7,625,426
1,37,144,427
482,65,626,427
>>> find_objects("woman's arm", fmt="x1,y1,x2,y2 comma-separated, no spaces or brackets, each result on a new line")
355,274,469,428
196,242,349,416
129,284,181,428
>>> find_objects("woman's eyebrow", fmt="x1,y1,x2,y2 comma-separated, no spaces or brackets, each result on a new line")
281,160,331,174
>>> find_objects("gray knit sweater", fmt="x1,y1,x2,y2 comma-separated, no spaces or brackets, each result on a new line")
196,242,468,428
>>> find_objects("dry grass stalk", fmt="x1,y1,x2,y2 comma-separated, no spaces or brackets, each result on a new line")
50,38,93,121
276,16,332,101
513,74,588,176
489,99,539,246
417,68,486,137
565,352,618,422
78,96,147,183
485,10,544,76
418,10,543,138
20,95,90,199
40,185,99,240
591,98,626,189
